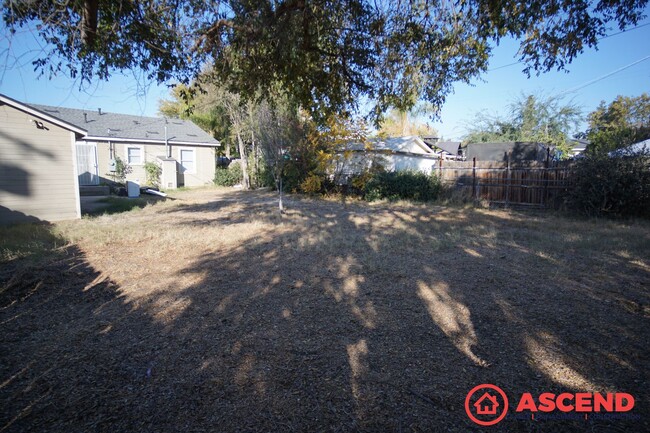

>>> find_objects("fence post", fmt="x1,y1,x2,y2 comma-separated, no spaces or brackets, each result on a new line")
543,147,550,207
472,157,477,200
505,154,510,207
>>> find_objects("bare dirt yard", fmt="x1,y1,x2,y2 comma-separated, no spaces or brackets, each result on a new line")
1,187,648,432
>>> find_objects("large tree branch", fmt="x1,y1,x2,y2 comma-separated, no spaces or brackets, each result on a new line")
81,0,99,46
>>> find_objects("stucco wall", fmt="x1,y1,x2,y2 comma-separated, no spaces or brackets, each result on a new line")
0,103,80,224
94,142,215,188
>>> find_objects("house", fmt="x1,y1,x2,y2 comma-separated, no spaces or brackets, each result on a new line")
0,93,219,224
474,392,499,415
568,138,589,157
465,142,551,162
337,136,439,180
422,137,463,160
608,138,649,157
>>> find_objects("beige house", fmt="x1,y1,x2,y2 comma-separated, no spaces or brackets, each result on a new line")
0,94,220,224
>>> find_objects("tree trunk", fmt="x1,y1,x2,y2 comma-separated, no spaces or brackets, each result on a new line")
237,132,250,189
251,130,258,188
81,0,99,46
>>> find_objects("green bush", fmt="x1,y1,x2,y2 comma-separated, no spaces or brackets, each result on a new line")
564,150,650,217
214,161,243,186
143,161,162,187
364,170,442,202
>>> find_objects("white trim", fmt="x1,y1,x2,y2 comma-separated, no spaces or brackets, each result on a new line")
178,147,196,174
125,144,145,166
70,132,82,219
84,135,220,147
412,136,435,154
0,94,88,135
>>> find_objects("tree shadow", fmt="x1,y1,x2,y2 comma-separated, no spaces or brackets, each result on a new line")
1,192,648,432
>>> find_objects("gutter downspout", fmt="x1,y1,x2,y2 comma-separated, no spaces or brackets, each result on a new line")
165,126,170,158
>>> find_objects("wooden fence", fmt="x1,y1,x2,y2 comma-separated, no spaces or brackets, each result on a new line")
435,158,574,207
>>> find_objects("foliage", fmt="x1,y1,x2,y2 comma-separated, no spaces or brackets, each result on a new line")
564,149,650,218
364,170,442,202
107,156,132,185
584,93,650,154
214,161,243,187
5,1,647,124
143,161,162,187
377,105,438,138
464,93,582,158
300,174,323,195
159,84,233,155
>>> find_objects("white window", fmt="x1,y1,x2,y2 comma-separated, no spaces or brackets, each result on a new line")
126,145,144,165
179,148,195,173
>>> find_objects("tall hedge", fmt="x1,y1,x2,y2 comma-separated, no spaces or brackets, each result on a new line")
565,150,650,217
364,170,442,202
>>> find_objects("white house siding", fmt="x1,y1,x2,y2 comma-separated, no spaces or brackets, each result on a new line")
94,141,215,187
391,154,438,173
343,152,437,176
0,103,80,224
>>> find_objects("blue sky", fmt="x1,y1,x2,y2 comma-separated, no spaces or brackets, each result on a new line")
1,12,649,141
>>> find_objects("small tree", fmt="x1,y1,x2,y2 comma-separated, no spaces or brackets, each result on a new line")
143,161,162,188
107,156,132,185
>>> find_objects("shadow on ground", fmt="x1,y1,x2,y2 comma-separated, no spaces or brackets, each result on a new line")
1,190,648,432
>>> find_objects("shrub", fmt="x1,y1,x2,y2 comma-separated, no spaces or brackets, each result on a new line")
564,150,650,217
300,174,323,194
107,156,132,185
214,160,243,186
364,170,442,202
143,161,162,187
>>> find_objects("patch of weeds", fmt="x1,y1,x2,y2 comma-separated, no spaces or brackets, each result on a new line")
0,223,68,263
91,196,161,215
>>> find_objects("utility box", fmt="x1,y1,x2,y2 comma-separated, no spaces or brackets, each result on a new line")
160,157,178,189
108,159,117,172
126,180,140,198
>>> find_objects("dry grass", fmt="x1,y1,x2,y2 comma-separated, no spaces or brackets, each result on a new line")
1,187,649,432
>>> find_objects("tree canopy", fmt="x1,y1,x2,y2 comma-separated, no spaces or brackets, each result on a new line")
584,93,650,153
463,93,583,156
4,0,648,123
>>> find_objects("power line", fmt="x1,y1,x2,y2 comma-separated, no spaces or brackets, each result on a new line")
487,22,650,71
557,55,650,95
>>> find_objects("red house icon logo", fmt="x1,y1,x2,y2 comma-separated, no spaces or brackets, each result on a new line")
474,392,499,415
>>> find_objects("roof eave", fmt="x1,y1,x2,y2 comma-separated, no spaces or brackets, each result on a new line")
0,93,88,135
82,135,220,147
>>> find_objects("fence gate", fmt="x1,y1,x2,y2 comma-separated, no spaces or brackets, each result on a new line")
75,143,99,185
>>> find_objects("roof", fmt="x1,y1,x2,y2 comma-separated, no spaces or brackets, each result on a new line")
347,136,435,155
0,93,87,135
465,142,549,161
27,100,219,146
428,140,461,155
570,138,590,150
609,139,650,156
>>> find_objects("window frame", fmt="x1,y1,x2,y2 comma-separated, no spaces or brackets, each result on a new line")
178,147,196,174
125,145,144,166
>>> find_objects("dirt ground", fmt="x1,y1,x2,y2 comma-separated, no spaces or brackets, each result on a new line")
1,188,648,432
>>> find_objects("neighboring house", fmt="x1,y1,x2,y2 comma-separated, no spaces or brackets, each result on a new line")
568,138,589,157
0,93,219,224
608,138,649,157
30,103,219,189
464,142,551,162
422,137,463,160
337,136,439,180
